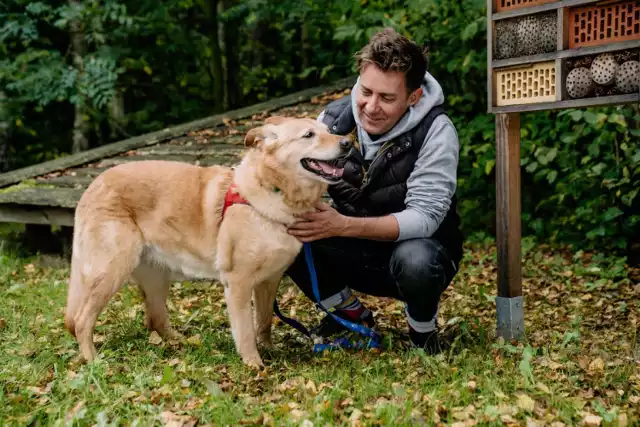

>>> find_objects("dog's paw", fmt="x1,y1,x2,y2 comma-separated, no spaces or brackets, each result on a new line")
242,356,265,371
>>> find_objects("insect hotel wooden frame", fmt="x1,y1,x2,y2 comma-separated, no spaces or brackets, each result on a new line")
486,0,639,340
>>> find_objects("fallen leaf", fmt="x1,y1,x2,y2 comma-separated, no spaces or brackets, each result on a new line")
581,414,602,427
186,334,202,346
149,331,163,345
587,358,605,375
160,411,197,427
517,393,536,413
617,413,628,427
349,409,363,425
536,382,551,394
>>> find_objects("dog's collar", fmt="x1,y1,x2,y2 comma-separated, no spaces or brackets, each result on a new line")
221,183,250,219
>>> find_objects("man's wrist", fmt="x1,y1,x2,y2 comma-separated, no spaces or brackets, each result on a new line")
341,215,361,238
339,214,399,241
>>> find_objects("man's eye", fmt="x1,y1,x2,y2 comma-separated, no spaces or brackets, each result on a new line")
304,131,315,138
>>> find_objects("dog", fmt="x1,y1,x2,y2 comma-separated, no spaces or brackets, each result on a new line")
64,116,351,368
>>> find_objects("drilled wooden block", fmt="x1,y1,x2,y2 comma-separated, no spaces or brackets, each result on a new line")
495,61,556,106
568,1,640,49
494,11,557,59
495,0,558,13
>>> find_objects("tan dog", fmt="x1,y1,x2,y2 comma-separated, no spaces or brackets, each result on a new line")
64,116,350,368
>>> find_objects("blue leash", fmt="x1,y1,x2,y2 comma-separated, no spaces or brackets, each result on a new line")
273,242,382,352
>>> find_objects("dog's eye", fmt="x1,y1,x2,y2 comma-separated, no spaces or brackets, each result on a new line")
303,130,315,138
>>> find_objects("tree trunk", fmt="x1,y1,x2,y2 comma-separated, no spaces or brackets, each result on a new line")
108,89,126,140
69,0,90,153
0,91,10,172
201,0,225,112
222,0,240,110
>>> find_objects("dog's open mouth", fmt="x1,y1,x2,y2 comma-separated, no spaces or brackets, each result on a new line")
301,158,344,182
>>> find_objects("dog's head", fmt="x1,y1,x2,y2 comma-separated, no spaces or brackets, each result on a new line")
243,116,351,185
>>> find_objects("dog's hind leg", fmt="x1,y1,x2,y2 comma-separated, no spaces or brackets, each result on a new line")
131,263,183,340
253,272,285,350
71,220,143,362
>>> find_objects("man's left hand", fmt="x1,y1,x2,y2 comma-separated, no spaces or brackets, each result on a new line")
287,202,349,242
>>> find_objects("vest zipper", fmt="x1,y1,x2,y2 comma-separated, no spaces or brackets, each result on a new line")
360,140,394,188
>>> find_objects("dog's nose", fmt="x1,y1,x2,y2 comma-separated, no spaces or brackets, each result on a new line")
339,138,351,151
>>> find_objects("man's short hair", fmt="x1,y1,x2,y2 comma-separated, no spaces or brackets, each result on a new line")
354,27,429,93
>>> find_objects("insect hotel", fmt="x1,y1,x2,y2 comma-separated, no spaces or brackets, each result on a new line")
487,0,639,340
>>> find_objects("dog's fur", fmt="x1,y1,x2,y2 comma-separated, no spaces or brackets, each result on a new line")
64,116,350,368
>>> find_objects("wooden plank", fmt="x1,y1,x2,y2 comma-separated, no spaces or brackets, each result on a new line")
0,75,357,189
97,152,242,167
136,143,243,156
38,175,95,188
492,39,640,68
495,113,522,298
0,188,84,208
490,92,639,113
492,0,602,21
0,205,75,226
64,167,111,177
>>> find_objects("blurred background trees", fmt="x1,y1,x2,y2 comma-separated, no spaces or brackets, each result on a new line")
1,0,637,255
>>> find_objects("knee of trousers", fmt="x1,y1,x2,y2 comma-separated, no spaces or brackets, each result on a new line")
389,238,451,297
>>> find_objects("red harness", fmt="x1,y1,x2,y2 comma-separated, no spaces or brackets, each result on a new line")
221,183,250,220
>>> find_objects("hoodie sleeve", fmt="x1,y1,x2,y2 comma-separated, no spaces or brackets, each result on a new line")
391,115,459,241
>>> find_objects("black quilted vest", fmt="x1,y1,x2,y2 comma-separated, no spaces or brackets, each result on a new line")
321,94,464,264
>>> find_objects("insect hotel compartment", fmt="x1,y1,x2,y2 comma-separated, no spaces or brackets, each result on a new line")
495,0,558,13
495,61,556,106
563,48,639,99
494,11,558,60
568,0,640,49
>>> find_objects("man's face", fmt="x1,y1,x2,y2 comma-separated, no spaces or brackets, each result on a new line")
355,63,423,136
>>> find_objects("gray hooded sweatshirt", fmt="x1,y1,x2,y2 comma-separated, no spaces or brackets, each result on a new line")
318,71,460,242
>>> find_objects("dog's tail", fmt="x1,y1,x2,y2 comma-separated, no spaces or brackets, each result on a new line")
64,238,84,338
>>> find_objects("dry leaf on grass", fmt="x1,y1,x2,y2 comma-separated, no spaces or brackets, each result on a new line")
580,414,603,426
149,331,163,345
160,411,197,427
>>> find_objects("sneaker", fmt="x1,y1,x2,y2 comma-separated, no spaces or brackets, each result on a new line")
310,309,375,339
409,328,443,355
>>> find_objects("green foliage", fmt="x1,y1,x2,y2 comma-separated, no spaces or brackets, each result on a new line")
0,0,637,253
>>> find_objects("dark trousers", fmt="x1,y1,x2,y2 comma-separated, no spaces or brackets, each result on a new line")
285,237,459,323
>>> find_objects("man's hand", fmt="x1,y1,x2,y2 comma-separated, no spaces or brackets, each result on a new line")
288,202,401,242
287,202,349,242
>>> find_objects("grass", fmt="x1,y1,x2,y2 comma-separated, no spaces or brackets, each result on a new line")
0,237,638,426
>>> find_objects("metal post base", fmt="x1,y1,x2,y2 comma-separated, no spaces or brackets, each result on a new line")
496,296,524,340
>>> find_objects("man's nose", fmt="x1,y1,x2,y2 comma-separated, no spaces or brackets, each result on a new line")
364,98,380,114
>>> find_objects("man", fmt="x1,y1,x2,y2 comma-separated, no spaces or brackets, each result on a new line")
286,27,464,353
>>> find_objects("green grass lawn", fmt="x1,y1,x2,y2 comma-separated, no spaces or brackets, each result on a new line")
0,238,638,426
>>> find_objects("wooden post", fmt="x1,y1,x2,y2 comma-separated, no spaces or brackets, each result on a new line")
495,112,524,341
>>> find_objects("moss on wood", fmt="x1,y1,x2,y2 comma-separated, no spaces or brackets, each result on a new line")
0,76,356,188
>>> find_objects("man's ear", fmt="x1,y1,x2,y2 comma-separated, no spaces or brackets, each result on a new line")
264,115,292,125
408,87,423,106
244,124,277,148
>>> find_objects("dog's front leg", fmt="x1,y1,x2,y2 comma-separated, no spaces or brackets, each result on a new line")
223,279,263,369
253,272,284,350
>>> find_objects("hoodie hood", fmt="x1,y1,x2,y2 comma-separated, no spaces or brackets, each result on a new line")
350,71,445,160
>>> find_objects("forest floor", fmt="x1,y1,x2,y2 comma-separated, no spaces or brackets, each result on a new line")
0,236,638,426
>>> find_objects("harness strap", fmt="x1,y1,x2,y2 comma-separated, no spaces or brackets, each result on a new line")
220,183,250,221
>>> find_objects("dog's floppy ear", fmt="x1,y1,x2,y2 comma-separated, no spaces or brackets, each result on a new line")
264,115,292,125
244,124,276,148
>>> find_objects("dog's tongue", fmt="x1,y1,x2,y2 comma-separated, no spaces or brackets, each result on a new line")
315,161,344,177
